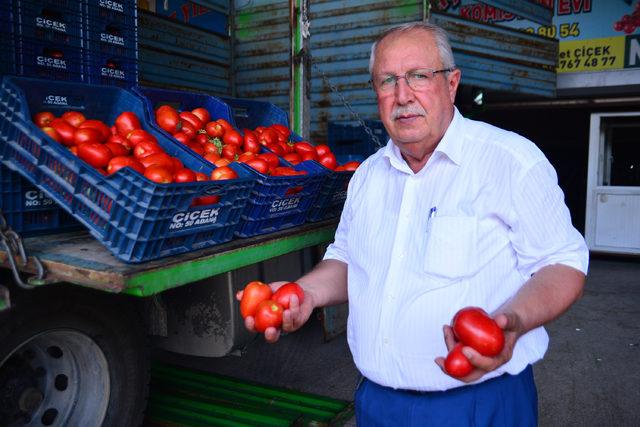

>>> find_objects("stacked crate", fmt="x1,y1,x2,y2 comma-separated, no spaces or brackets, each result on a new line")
0,0,137,87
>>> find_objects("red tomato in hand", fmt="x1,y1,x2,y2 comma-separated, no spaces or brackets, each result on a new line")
78,142,113,169
239,281,273,318
33,111,55,128
254,300,284,333
114,111,141,137
452,307,505,357
444,343,474,378
271,282,305,310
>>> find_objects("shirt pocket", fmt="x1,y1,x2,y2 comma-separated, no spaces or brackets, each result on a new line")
423,215,478,280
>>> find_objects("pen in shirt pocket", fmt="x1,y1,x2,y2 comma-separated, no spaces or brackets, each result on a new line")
426,206,437,234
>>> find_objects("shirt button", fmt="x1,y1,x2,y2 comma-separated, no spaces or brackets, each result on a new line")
399,253,405,259
384,338,389,344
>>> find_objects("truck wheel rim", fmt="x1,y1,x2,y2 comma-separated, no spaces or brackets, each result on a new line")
0,329,110,427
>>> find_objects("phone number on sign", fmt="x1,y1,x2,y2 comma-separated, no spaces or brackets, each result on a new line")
559,56,616,70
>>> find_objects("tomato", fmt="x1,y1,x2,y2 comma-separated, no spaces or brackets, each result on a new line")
107,134,133,151
204,152,221,164
195,172,209,181
114,111,140,137
133,140,163,159
105,141,129,157
221,144,241,161
127,129,157,145
266,142,284,156
258,152,279,169
214,158,231,168
283,153,302,165
271,282,304,310
254,300,284,333
173,168,197,183
41,126,61,142
211,165,238,180
318,153,337,170
191,107,211,124
193,195,220,206
243,130,260,153
172,132,190,145
223,130,243,146
259,128,278,145
315,143,331,157
68,146,78,156
293,141,315,156
171,157,184,172
300,151,318,162
235,152,253,163
180,121,197,140
144,165,173,184
245,158,270,174
271,166,299,176
271,123,291,140
187,141,205,156
73,127,103,146
341,161,361,171
50,118,76,146
61,111,86,128
78,142,113,169
216,118,233,134
33,111,55,128
140,152,175,172
79,120,110,141
155,105,182,133
179,111,203,131
452,307,504,357
107,156,145,175
239,281,273,318
444,343,474,378
205,121,225,138
195,133,210,146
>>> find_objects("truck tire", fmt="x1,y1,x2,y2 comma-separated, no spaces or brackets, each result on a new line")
0,287,149,427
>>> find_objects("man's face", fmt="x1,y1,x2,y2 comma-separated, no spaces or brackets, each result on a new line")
372,29,461,155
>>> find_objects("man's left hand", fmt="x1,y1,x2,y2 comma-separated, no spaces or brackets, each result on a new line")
434,312,524,382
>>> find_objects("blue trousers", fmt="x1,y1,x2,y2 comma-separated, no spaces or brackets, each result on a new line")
355,366,538,426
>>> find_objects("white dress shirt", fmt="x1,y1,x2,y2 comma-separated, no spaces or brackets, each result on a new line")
324,108,589,392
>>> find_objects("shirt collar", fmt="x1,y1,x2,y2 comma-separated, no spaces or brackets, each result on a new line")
382,107,465,172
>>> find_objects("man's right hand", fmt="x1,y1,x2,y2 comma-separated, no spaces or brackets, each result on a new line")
235,281,316,343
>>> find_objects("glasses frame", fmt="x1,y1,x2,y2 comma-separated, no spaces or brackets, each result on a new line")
369,68,455,92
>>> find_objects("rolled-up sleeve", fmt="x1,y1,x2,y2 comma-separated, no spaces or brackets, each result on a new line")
508,159,589,278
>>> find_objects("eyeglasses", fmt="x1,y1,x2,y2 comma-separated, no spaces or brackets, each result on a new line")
370,68,454,92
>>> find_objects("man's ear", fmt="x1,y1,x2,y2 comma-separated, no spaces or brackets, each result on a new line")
447,69,462,103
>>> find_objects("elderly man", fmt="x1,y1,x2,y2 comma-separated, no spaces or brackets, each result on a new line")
241,22,588,425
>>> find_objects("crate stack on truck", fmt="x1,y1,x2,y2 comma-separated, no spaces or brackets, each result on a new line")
0,0,362,263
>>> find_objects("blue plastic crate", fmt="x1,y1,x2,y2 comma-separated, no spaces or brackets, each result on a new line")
327,120,388,158
17,41,84,82
220,96,290,130
16,0,84,49
86,0,137,28
0,76,256,263
236,159,325,238
0,164,80,235
85,51,137,87
85,20,137,58
132,86,233,130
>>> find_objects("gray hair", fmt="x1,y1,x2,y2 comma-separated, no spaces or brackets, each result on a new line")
368,22,456,76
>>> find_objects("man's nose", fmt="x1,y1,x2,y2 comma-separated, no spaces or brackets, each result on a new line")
394,77,414,104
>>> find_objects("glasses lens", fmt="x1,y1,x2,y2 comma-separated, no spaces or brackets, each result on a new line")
406,70,435,89
378,75,396,91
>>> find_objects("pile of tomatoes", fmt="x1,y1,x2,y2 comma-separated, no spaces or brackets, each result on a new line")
153,104,360,176
32,110,239,205
239,281,305,333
